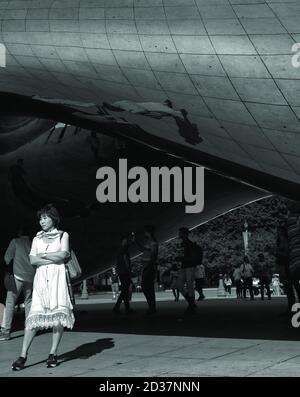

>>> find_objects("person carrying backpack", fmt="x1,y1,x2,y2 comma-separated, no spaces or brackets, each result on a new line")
240,256,254,300
256,254,272,300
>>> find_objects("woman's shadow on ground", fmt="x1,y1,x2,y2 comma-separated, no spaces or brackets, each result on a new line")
58,338,115,364
25,338,114,369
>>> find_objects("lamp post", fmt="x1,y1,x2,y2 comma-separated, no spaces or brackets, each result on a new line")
217,273,226,297
242,220,250,255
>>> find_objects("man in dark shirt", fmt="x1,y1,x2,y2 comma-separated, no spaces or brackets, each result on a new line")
256,254,272,300
176,227,202,312
0,226,34,341
113,235,134,315
276,223,293,310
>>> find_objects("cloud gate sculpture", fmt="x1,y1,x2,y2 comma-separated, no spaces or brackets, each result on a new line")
0,0,299,277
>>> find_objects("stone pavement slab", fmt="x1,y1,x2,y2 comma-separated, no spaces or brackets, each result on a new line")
1,297,299,377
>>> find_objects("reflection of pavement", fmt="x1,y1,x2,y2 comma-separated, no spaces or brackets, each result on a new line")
0,298,298,377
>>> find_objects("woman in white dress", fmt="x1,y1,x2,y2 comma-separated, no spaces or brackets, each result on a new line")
12,204,75,371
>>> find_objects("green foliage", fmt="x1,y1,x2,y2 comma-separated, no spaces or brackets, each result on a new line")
132,196,287,285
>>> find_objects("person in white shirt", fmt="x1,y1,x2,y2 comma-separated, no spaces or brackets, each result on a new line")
272,276,281,296
11,204,74,371
109,268,120,300
0,226,34,341
223,274,232,297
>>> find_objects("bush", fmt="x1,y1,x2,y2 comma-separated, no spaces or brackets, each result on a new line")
131,196,287,285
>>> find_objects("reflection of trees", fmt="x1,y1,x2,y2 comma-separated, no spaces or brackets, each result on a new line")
131,197,287,286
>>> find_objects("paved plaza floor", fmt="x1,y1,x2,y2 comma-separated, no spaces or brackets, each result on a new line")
0,293,300,377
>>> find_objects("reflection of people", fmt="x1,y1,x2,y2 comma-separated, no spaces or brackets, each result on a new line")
0,226,34,342
173,109,202,145
103,99,184,120
134,225,159,315
103,99,203,145
113,236,135,315
9,159,27,189
9,158,46,209
85,131,103,163
114,138,127,157
12,204,75,371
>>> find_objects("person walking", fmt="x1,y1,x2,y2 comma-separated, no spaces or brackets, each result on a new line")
0,226,35,341
256,254,272,300
113,235,135,315
240,256,254,300
176,228,202,313
110,268,119,300
276,224,293,311
195,263,205,301
272,276,281,297
11,204,75,371
170,264,180,302
223,274,232,297
134,225,159,315
232,267,243,298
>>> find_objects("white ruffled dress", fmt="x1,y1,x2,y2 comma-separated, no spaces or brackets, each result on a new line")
25,230,75,330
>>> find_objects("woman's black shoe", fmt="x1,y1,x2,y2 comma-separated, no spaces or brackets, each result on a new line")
12,356,27,371
46,354,58,368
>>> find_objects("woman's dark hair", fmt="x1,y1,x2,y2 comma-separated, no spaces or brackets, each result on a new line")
37,204,61,227
144,224,156,239
244,256,249,263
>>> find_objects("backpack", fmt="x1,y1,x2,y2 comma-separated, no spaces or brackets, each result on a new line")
191,242,203,266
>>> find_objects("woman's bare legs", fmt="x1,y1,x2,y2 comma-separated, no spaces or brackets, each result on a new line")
21,328,37,358
50,325,64,355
